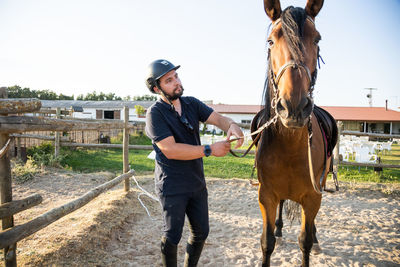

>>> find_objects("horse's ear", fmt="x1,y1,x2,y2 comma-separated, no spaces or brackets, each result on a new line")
305,0,324,18
264,0,281,22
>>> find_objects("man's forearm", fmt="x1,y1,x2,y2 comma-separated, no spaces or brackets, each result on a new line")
159,142,206,160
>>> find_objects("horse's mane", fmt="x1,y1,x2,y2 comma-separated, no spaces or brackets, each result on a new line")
258,6,308,145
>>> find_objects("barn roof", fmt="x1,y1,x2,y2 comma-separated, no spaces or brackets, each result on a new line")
320,106,400,122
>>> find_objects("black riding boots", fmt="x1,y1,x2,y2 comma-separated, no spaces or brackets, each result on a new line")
183,239,205,267
161,237,177,267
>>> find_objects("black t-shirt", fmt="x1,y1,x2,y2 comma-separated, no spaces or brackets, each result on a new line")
145,96,214,196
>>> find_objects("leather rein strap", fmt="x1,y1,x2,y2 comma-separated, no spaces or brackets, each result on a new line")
307,120,327,195
228,114,278,158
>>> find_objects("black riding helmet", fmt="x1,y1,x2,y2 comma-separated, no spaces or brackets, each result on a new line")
145,59,180,93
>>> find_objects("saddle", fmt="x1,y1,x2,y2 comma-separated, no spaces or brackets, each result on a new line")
313,105,338,158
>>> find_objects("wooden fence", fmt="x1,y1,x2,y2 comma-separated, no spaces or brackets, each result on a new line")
0,97,135,267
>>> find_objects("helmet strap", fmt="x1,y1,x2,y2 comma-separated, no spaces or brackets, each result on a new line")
156,83,175,111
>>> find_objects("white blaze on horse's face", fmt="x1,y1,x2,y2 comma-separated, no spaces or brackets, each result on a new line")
264,0,323,129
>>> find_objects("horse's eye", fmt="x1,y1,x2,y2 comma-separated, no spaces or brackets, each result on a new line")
267,39,274,47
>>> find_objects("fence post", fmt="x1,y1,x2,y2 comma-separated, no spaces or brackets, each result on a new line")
123,106,130,191
333,121,342,180
16,137,21,162
54,108,61,157
0,87,17,267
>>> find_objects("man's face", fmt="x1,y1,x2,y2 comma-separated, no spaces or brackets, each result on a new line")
157,70,184,100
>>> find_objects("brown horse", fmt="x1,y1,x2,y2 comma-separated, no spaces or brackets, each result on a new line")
252,0,335,266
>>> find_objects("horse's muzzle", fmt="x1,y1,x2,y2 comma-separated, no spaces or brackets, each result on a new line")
276,96,313,128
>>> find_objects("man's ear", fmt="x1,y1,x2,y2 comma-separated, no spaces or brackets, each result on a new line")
153,86,160,94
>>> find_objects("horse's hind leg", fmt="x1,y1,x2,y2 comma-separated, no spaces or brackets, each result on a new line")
258,188,278,267
298,196,321,267
274,200,285,237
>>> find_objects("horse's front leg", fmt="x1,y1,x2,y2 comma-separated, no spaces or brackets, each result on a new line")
274,199,285,237
258,187,278,267
298,195,321,267
311,224,322,254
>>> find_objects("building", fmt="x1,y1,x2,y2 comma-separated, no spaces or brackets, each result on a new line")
40,100,155,122
210,104,400,136
322,106,400,135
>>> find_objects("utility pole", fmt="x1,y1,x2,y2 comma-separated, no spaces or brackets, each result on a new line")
364,88,377,107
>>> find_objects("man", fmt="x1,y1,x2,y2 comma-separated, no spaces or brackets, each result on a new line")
145,59,243,267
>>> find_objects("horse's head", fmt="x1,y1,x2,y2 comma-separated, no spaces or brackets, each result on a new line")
264,0,323,128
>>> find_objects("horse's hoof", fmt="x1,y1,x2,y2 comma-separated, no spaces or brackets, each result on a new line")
312,243,322,254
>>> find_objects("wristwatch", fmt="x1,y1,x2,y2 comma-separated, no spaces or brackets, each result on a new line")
204,145,212,157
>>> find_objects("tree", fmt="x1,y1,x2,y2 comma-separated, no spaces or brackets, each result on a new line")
76,91,123,101
134,105,145,117
133,94,157,101
7,85,73,100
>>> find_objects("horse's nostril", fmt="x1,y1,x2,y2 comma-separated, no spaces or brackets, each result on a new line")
276,98,289,119
276,99,284,111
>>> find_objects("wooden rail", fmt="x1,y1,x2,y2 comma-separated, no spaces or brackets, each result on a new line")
339,161,400,169
341,130,400,139
0,194,42,220
0,116,135,133
0,99,41,114
11,133,69,142
0,170,135,249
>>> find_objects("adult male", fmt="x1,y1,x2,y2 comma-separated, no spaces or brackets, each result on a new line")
145,59,243,267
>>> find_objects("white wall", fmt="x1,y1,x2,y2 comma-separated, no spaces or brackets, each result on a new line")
72,107,146,122
221,113,255,124
200,113,256,135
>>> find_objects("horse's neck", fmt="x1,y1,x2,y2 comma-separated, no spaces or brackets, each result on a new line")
270,122,309,148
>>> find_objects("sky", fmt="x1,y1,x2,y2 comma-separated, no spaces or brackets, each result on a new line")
1,0,399,110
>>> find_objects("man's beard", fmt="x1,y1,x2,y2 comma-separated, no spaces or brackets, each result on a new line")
164,86,184,101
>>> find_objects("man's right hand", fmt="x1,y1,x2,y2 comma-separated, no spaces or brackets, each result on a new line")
210,141,231,157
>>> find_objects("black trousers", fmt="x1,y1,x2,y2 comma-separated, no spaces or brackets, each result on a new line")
159,187,209,245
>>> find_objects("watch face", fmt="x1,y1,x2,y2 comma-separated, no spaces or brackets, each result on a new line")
204,145,211,157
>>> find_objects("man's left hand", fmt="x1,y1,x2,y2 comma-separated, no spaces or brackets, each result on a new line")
226,123,244,149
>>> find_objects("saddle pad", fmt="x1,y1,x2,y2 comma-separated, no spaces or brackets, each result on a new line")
313,105,338,157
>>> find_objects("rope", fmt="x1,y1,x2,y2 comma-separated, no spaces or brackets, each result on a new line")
130,171,160,221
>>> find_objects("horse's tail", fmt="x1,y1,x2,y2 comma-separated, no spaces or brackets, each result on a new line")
283,200,301,225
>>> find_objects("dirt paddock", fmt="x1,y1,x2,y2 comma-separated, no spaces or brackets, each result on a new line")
1,169,400,266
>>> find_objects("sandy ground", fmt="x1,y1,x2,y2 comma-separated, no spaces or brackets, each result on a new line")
2,169,400,267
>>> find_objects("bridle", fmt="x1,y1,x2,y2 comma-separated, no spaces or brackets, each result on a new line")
268,16,319,110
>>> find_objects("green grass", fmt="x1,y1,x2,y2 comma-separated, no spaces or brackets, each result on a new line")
55,141,400,183
60,147,256,178
336,143,400,183
61,148,155,174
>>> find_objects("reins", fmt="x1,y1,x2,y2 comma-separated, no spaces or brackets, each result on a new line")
228,114,278,158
